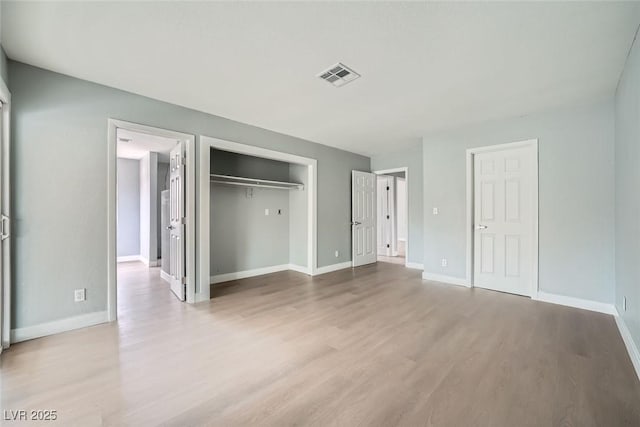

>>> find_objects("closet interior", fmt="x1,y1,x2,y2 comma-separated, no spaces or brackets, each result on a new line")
209,148,309,284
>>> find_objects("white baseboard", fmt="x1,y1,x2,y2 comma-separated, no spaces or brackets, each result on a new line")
534,292,617,315
210,264,291,284
117,255,141,263
313,261,353,276
140,257,160,267
614,311,640,382
160,270,171,283
10,311,109,343
288,264,311,275
422,272,470,287
405,262,424,270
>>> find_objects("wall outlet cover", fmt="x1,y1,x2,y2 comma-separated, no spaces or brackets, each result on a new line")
265,208,270,216
433,207,439,215
74,288,86,302
441,258,448,267
335,250,339,257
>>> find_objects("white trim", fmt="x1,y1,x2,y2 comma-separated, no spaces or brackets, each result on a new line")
614,311,640,382
465,139,539,297
139,257,160,267
117,255,141,263
210,264,291,284
313,261,353,275
160,270,172,283
405,262,424,270
108,120,197,321
0,77,10,351
534,292,616,315
422,272,471,287
199,135,318,301
10,311,109,343
288,264,311,275
373,167,411,268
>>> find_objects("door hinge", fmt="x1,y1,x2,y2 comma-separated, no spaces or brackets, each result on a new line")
181,217,186,225
181,276,187,285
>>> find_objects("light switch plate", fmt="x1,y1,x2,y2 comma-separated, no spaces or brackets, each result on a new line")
265,209,270,216
433,207,439,215
441,258,448,267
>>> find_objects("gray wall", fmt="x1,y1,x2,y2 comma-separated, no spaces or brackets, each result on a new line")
8,60,369,329
422,101,615,303
371,143,424,266
210,150,290,275
289,164,308,267
615,28,640,351
116,158,140,257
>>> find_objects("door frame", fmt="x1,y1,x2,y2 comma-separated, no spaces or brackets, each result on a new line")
0,76,10,351
465,139,539,297
198,135,317,302
373,167,410,267
107,119,197,321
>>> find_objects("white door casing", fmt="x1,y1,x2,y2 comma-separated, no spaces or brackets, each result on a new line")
169,142,186,301
352,170,376,267
473,144,535,296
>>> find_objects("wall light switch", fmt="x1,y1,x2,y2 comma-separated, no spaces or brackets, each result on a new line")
74,288,86,302
441,258,448,267
265,209,270,216
433,208,439,215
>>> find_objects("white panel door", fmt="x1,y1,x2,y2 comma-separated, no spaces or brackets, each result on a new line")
474,146,534,296
352,171,377,267
169,143,186,301
376,176,392,256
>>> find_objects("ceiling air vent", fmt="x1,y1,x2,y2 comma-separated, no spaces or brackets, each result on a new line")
317,63,360,87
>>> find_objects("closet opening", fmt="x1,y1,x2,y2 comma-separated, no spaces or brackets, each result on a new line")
197,136,317,300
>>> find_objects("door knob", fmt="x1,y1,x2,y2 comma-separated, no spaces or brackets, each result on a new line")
352,221,362,226
475,224,488,230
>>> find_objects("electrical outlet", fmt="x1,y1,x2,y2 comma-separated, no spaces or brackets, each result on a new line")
264,208,270,216
74,288,86,302
433,207,439,215
441,258,448,267
335,250,339,258
623,296,627,312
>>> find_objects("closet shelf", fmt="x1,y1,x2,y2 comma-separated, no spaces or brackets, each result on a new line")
210,174,304,190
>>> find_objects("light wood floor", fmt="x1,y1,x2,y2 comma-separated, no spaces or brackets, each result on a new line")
1,262,639,426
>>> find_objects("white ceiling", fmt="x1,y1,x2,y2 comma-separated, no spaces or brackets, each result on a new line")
3,2,639,156
117,129,177,163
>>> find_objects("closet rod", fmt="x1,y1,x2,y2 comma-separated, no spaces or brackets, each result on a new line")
210,174,303,190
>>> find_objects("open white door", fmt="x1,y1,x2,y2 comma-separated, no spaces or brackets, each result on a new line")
473,145,535,296
352,170,377,267
169,142,186,301
0,100,10,351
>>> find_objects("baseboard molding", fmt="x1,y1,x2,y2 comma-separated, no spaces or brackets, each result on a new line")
405,262,424,270
140,257,160,267
313,261,353,276
10,311,109,343
160,270,171,283
534,292,617,315
614,311,640,382
210,264,291,284
288,264,311,275
422,272,470,287
117,255,141,263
